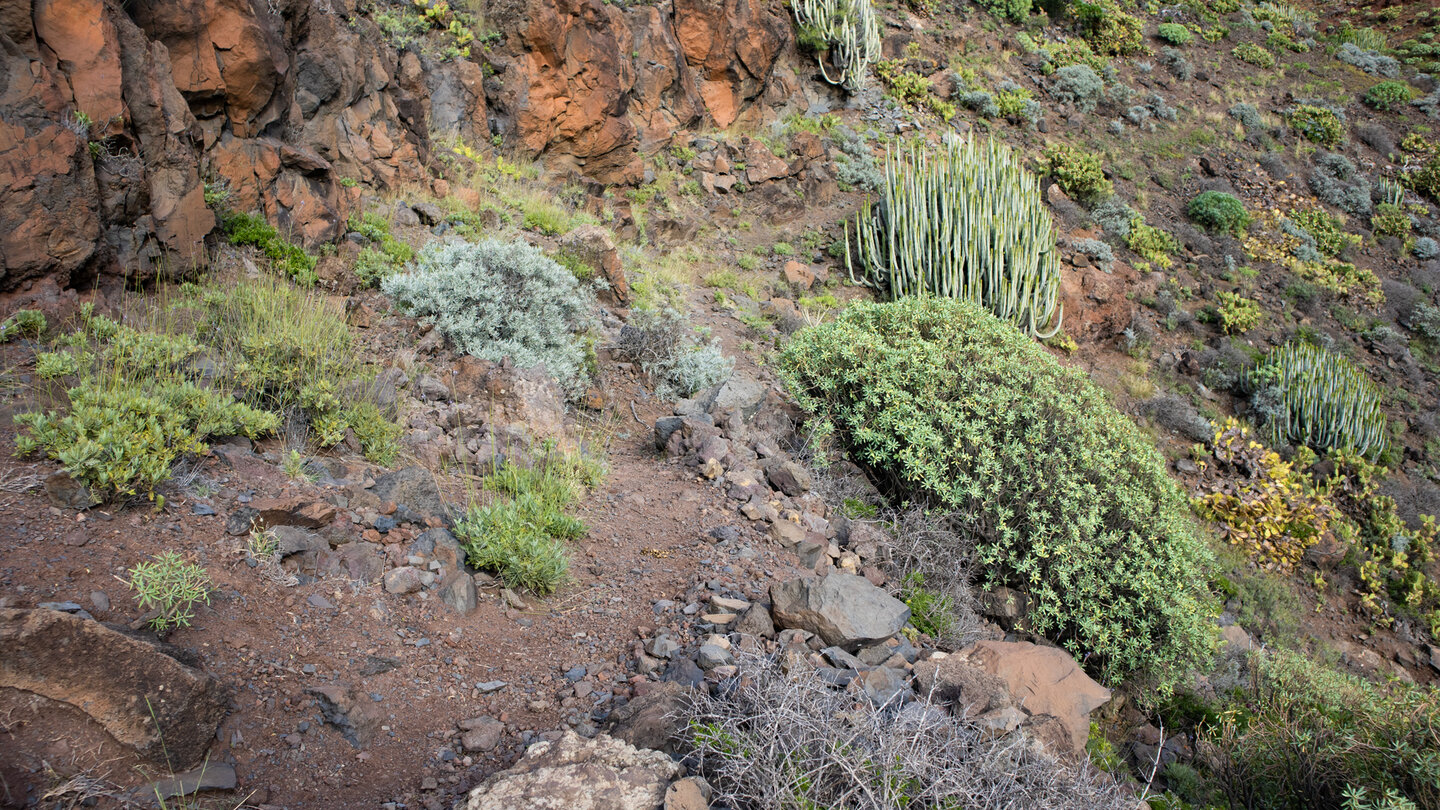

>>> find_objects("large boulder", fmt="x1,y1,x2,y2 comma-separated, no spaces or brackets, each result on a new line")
459,730,683,810
961,640,1111,757
769,573,910,650
0,608,226,769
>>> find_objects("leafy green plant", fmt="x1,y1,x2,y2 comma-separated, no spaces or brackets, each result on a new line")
777,297,1217,691
453,449,603,594
1289,105,1345,147
1075,0,1146,56
348,212,415,287
790,0,881,92
899,572,954,639
1157,23,1194,46
0,310,45,342
1371,202,1412,238
1364,80,1416,111
34,351,79,379
127,552,212,634
1232,42,1277,68
847,138,1063,338
1187,191,1250,235
1127,217,1180,268
221,212,318,285
1207,648,1440,809
1246,341,1388,457
383,239,596,399
1041,143,1113,202
1214,291,1263,334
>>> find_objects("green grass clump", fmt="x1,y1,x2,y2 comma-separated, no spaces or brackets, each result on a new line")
1232,42,1277,68
454,450,603,594
777,297,1217,691
1364,81,1416,111
1206,648,1440,809
1247,341,1388,458
1041,143,1114,202
1289,105,1345,147
222,212,318,285
1188,191,1251,235
1157,23,1194,46
348,212,415,287
848,138,1062,338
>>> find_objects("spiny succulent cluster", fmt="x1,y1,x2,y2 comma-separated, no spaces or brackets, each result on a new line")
790,0,881,93
846,136,1062,338
1248,341,1389,458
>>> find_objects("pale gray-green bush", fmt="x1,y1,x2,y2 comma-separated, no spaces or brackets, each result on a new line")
1051,64,1104,113
616,308,733,399
383,239,596,398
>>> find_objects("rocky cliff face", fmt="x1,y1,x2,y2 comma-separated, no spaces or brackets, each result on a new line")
0,0,810,290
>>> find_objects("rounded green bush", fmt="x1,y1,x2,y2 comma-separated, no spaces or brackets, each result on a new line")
777,297,1217,691
1156,23,1194,46
1363,80,1416,111
1187,190,1251,235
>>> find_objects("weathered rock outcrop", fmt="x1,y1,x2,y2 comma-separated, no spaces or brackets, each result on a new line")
3,0,810,284
0,607,227,769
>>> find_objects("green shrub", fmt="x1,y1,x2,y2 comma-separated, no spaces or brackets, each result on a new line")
1157,23,1194,46
1247,341,1388,457
848,138,1063,338
1207,649,1440,809
790,0,882,92
1041,143,1114,202
0,310,45,342
127,552,212,635
1232,42,1277,68
382,239,596,399
1364,81,1416,111
978,0,1031,22
1371,202,1412,237
1290,208,1359,257
222,212,318,285
1188,190,1251,235
1075,0,1146,56
454,450,602,594
15,308,280,503
777,297,1217,690
1127,217,1181,268
1214,291,1263,334
1289,105,1345,147
198,279,398,462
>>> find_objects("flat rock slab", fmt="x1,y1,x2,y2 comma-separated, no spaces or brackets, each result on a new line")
964,640,1111,757
0,608,226,769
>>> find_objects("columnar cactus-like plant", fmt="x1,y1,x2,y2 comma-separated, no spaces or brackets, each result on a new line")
791,0,881,93
1248,341,1389,458
847,136,1063,338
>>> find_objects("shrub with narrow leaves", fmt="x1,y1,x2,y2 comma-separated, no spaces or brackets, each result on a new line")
1188,191,1251,235
777,297,1217,690
383,239,597,398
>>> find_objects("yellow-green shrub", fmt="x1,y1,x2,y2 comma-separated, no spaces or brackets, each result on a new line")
777,297,1217,691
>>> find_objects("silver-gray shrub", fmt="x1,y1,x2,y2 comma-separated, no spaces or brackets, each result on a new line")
1309,152,1373,216
615,308,733,400
958,90,1000,118
1051,64,1105,113
382,239,596,398
1146,91,1178,122
1092,196,1137,238
1161,47,1193,81
683,653,1130,810
1414,236,1440,261
1072,237,1115,270
1229,102,1263,131
1337,42,1400,78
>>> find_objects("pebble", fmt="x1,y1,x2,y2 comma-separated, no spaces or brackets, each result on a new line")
191,503,217,516
307,594,335,609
